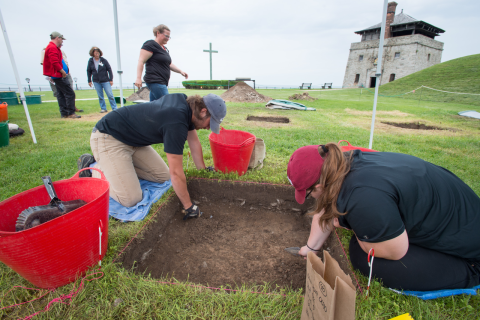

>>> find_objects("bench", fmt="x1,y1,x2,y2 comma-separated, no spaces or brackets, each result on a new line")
322,83,333,89
299,83,312,89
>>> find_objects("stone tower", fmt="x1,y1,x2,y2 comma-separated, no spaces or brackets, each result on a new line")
342,2,445,88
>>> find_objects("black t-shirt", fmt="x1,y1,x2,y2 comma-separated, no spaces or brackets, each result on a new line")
141,40,171,85
95,93,195,155
337,150,480,260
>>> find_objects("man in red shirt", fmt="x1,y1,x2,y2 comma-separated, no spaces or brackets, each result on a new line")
43,32,80,119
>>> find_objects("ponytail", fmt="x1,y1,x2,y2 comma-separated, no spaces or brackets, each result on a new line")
314,143,353,231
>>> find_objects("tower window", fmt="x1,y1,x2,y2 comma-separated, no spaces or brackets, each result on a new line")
394,52,400,59
359,55,364,61
389,74,395,82
428,54,431,61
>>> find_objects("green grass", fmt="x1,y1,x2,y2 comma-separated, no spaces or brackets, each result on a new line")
1,88,479,319
365,53,480,106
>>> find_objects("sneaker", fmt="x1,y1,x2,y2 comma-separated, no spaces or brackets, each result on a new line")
75,107,84,112
66,114,81,119
77,154,95,177
100,110,108,113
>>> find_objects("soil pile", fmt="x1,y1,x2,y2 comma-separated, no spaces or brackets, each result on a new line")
288,92,317,101
126,87,150,101
221,82,272,103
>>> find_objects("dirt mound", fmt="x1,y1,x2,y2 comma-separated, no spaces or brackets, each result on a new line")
220,82,272,103
288,93,317,101
126,87,150,101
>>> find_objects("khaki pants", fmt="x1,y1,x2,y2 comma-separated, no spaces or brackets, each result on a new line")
90,130,170,207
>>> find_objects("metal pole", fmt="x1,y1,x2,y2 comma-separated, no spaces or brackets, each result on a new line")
209,43,212,80
368,0,388,149
112,0,124,108
0,7,37,144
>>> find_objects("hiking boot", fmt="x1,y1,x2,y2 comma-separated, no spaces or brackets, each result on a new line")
66,114,81,119
75,107,84,112
100,110,108,113
77,153,95,177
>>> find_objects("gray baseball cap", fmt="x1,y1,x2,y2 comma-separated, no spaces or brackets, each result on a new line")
203,94,226,134
50,31,66,40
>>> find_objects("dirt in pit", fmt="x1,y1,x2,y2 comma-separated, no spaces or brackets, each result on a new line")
288,93,317,101
71,112,108,122
120,179,356,291
382,121,459,132
221,82,272,103
247,116,290,123
126,87,150,101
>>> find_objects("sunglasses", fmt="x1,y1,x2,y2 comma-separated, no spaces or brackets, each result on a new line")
305,187,314,200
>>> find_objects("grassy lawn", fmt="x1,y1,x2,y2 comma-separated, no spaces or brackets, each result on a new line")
375,53,480,106
1,88,479,319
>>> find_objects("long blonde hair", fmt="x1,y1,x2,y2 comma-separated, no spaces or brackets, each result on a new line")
314,143,353,231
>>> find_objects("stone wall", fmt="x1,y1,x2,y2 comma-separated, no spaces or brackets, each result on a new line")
342,34,444,88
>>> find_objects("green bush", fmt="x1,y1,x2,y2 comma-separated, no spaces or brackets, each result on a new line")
182,80,239,89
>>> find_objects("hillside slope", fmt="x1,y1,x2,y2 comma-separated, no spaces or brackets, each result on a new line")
376,54,480,106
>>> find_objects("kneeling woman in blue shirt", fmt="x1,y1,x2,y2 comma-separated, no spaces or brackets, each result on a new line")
287,143,480,291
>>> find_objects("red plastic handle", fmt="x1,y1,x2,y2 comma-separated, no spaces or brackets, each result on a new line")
338,140,352,147
71,167,107,181
239,137,256,147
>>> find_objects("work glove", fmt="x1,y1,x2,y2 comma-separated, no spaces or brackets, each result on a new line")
205,166,215,172
182,204,203,220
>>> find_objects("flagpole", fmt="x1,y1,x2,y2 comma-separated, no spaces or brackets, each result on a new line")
0,7,37,143
368,0,388,149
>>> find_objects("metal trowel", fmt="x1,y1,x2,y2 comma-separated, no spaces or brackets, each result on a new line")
15,176,86,231
284,247,302,257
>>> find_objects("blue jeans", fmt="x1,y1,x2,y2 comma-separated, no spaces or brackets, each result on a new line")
94,82,117,111
146,83,169,101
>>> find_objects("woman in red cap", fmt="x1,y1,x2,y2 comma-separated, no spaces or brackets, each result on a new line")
287,143,480,291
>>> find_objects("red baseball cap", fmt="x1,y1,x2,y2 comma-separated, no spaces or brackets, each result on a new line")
287,145,325,204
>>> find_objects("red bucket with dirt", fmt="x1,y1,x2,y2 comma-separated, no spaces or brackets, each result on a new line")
338,140,378,152
209,128,256,176
0,169,109,288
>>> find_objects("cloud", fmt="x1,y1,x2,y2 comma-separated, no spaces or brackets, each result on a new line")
0,0,478,90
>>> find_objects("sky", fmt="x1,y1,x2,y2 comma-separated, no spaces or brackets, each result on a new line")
0,0,479,90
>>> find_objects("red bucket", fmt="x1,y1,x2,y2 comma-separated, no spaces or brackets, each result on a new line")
0,169,109,288
338,140,378,152
209,128,256,176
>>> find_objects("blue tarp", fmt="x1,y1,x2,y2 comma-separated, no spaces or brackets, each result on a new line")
109,179,172,222
458,110,480,119
390,285,480,300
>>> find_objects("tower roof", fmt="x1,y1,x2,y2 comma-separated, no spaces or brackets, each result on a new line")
355,12,445,37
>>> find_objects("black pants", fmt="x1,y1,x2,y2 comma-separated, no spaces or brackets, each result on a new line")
53,77,76,116
349,236,480,291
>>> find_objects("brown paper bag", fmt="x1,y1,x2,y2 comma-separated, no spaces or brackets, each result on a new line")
301,251,356,320
248,138,265,169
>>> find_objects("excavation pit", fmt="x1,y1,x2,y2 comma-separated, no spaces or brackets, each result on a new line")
382,121,458,132
247,116,290,123
120,179,354,291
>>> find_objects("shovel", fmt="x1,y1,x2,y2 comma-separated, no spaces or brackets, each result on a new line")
285,247,303,257
15,176,87,231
